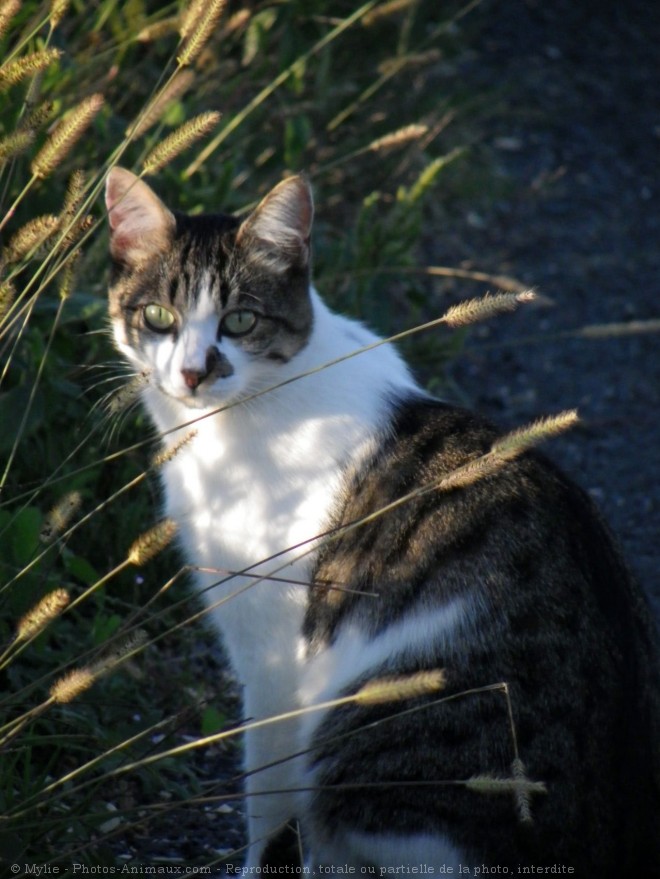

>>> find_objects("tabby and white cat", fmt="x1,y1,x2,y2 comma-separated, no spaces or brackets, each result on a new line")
105,168,659,874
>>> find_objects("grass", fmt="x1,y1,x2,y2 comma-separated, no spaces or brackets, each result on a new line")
0,0,556,867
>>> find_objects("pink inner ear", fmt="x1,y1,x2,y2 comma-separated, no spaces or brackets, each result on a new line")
105,168,174,262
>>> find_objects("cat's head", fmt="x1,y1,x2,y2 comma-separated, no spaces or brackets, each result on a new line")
105,167,314,411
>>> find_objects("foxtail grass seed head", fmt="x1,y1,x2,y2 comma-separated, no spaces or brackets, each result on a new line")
442,291,536,328
0,48,62,92
127,519,177,566
142,111,221,175
512,757,537,824
492,410,579,460
16,589,70,641
437,452,507,493
137,16,181,42
57,250,80,299
89,629,148,676
0,0,21,41
404,149,463,204
49,0,70,29
0,279,16,321
50,667,96,704
31,93,104,179
5,214,60,262
355,669,446,706
178,0,227,67
369,124,428,153
363,0,417,26
152,430,197,467
19,100,55,134
0,129,35,164
129,70,195,138
62,170,86,216
465,774,547,798
40,490,82,542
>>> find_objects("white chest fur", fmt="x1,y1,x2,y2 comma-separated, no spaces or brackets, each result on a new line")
151,294,416,703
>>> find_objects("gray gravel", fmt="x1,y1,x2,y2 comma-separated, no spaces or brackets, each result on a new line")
433,0,659,617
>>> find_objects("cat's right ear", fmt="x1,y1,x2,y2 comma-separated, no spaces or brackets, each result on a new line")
105,167,175,268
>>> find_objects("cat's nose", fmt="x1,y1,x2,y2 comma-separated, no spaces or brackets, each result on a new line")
181,347,234,390
181,368,206,390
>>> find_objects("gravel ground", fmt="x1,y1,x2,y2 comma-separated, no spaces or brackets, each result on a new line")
436,0,659,616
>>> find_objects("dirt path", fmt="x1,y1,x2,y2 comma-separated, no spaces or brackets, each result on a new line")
432,0,659,615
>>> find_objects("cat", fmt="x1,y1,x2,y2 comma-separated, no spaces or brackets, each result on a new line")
105,167,659,875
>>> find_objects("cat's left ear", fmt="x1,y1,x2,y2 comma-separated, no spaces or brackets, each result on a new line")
105,167,175,268
237,175,313,272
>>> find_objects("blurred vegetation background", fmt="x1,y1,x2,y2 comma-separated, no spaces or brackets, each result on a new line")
0,0,512,866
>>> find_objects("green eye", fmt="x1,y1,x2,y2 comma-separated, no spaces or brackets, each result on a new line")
221,309,258,337
143,303,176,332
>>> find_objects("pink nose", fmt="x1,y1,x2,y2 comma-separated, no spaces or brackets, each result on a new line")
181,369,205,390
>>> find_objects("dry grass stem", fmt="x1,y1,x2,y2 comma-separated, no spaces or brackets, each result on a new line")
178,0,227,67
442,291,536,328
31,93,104,179
0,49,62,91
16,589,70,641
40,490,83,542
355,670,446,706
142,111,221,174
126,519,177,566
129,70,195,138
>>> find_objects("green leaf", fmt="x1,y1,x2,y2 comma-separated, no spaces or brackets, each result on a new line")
201,705,226,736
